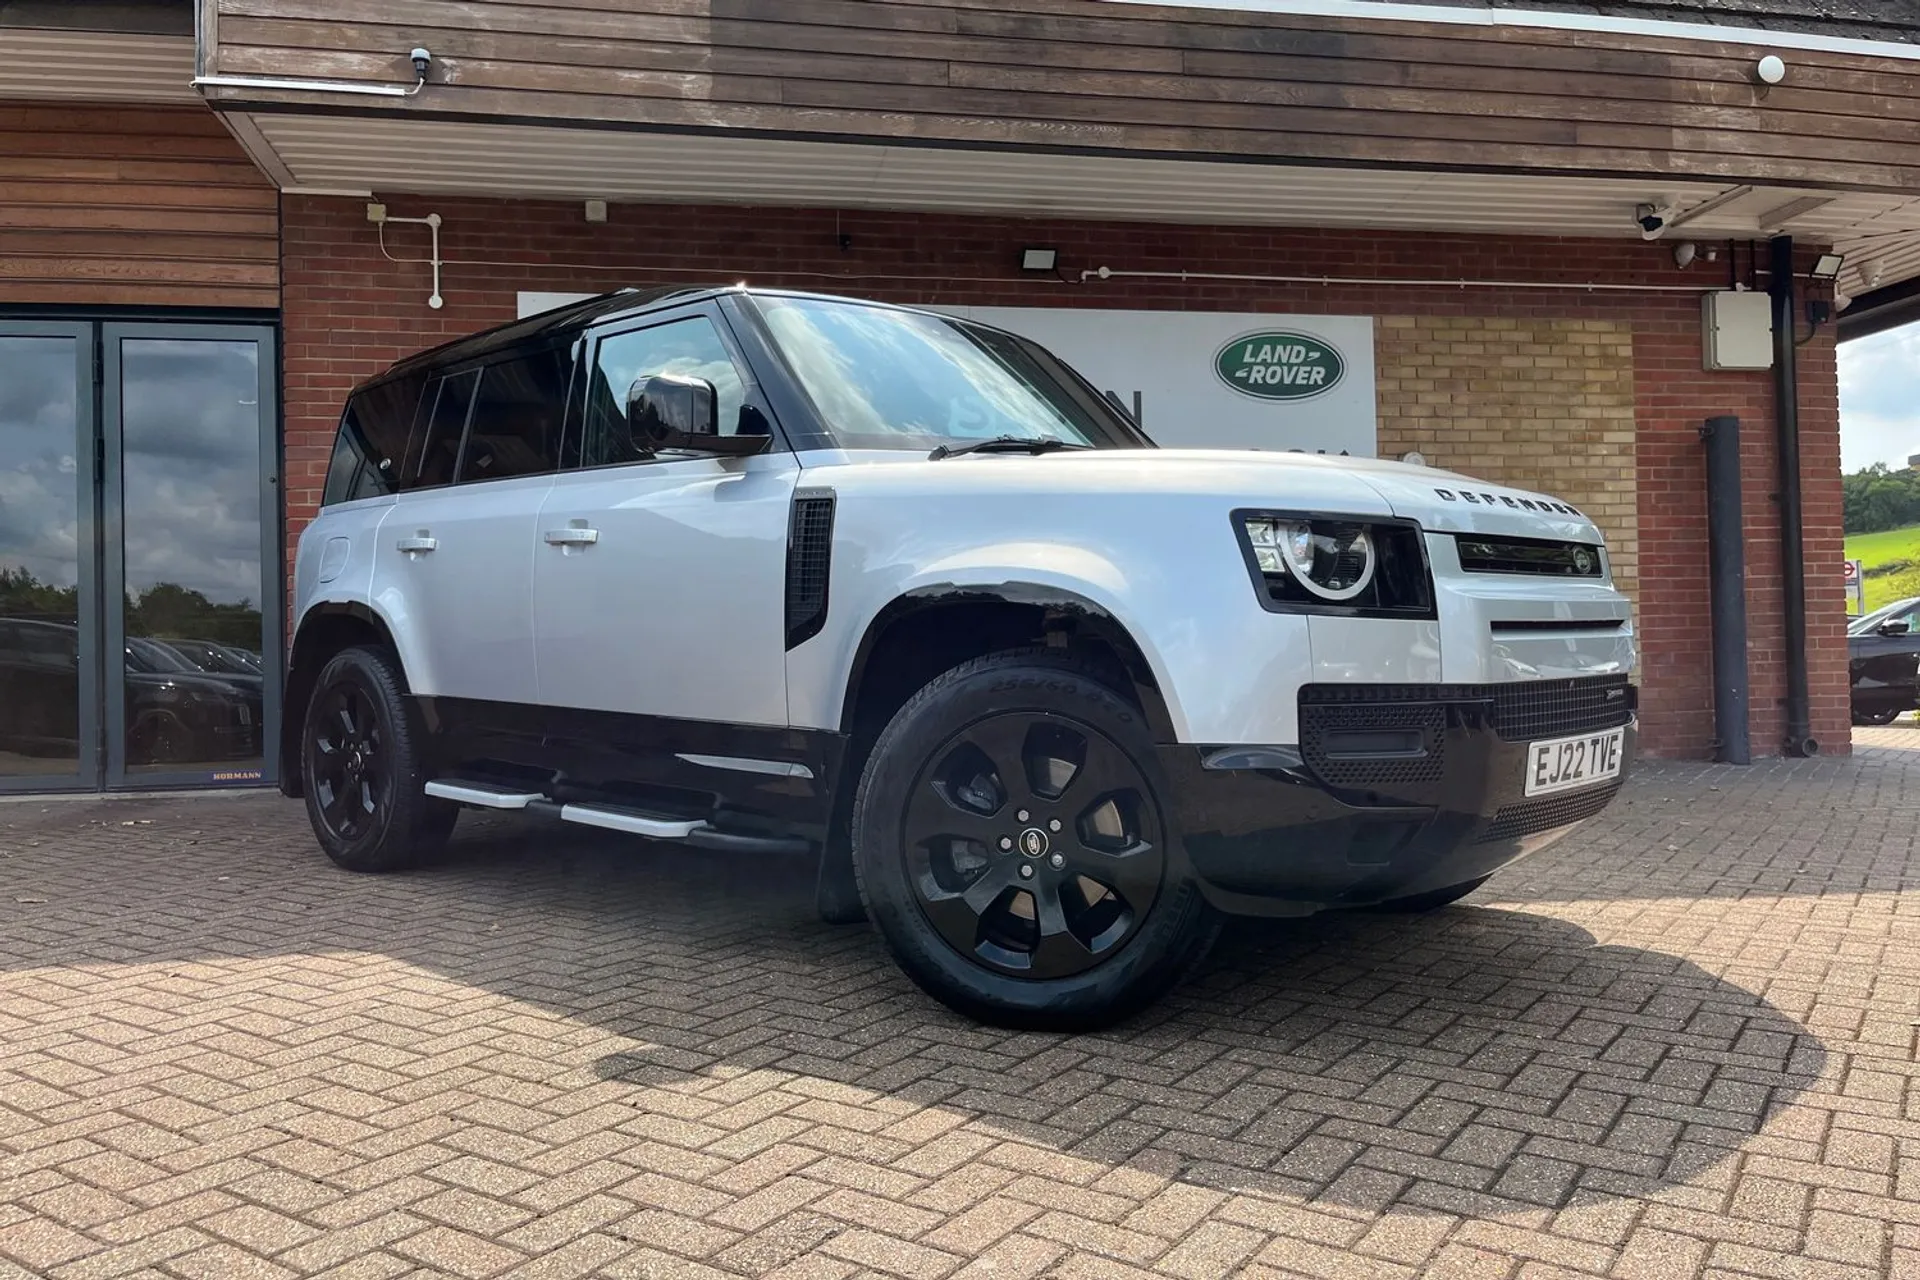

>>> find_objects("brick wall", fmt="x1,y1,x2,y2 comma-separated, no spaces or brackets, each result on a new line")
1375,316,1640,604
279,195,1847,759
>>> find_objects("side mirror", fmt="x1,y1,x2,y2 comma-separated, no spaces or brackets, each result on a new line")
627,375,768,457
1880,620,1912,636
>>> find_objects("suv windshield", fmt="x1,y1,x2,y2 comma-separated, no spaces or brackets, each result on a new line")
752,295,1151,452
1851,598,1920,636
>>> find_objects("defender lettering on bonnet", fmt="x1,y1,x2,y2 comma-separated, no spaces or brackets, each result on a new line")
1215,332,1345,401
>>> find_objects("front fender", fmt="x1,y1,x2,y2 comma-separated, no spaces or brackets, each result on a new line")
792,538,1192,741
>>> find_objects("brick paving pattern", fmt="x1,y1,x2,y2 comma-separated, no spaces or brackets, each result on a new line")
2,733,1919,1279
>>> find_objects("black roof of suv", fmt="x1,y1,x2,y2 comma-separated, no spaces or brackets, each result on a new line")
384,286,719,378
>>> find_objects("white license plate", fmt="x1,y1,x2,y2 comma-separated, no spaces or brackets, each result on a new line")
1524,728,1625,798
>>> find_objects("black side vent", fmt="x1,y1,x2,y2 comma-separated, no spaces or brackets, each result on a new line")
786,491,836,649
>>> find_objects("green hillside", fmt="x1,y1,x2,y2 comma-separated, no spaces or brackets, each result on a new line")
1846,524,1920,612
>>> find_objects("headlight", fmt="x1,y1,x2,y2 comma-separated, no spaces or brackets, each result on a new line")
1243,518,1376,601
1236,512,1433,618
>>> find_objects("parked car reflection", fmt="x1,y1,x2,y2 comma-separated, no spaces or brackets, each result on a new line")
123,634,264,766
0,616,83,762
0,617,262,767
155,636,264,679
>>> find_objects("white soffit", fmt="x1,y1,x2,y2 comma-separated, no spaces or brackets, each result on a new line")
0,29,196,103
239,112,1920,299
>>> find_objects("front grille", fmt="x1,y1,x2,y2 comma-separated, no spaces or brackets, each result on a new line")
1456,534,1603,578
1478,782,1622,843
1491,676,1632,742
1299,702,1446,787
1300,676,1633,747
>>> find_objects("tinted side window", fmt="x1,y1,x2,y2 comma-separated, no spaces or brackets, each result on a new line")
322,373,426,505
456,347,571,484
409,369,479,490
575,316,751,470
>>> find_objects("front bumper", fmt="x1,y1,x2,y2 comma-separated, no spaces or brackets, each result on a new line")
1161,676,1636,915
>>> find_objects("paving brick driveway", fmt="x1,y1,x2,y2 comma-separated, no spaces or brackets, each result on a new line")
3,736,1919,1280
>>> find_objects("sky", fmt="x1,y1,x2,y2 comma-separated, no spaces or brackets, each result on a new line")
1840,320,1920,473
1,335,264,608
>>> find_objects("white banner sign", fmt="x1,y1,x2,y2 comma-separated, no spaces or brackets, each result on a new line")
517,293,1378,456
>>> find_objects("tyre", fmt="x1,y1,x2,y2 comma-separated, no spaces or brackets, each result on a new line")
301,645,457,872
130,711,194,766
1372,875,1490,913
1853,707,1901,726
851,651,1217,1030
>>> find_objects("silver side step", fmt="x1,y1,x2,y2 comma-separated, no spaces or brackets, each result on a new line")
425,780,545,809
422,781,813,856
557,804,702,840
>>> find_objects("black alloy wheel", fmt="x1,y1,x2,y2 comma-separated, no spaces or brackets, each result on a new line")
301,645,455,872
309,679,386,844
852,651,1217,1030
904,712,1164,979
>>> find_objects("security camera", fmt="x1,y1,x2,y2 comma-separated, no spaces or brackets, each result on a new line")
1636,204,1666,239
410,47,433,80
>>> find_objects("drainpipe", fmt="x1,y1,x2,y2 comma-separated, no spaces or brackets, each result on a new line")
1701,416,1751,764
1770,235,1817,756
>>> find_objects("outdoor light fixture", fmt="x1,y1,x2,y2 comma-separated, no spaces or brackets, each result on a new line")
1756,54,1786,85
1811,253,1846,281
1020,247,1059,272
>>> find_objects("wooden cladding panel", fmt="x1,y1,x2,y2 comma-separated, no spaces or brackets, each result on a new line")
205,0,1920,192
0,103,278,309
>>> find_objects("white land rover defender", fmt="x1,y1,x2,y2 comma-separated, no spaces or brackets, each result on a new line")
287,286,1636,1028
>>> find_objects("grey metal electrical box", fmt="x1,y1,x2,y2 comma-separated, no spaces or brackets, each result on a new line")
1702,291,1774,370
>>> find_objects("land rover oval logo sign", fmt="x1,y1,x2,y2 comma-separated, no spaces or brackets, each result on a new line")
1215,332,1346,401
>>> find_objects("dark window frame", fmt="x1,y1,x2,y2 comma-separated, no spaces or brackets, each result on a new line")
569,304,783,474
405,367,481,492
449,339,578,487
321,371,430,507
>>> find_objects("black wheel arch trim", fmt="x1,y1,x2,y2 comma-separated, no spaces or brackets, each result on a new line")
281,601,403,798
838,584,1178,743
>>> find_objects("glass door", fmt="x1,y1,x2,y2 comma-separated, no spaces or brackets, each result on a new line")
0,323,99,793
103,324,280,788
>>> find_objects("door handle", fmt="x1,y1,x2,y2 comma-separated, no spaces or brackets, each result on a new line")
396,533,437,553
544,527,600,547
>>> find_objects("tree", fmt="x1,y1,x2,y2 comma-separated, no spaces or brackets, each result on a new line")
1844,463,1920,536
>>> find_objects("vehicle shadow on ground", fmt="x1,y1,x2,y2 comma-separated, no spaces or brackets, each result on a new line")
0,798,1827,1226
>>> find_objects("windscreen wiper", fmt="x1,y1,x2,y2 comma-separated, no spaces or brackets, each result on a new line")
928,436,1091,461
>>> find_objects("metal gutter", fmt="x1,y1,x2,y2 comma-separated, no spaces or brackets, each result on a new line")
1099,0,1920,63
192,73,422,97
1838,277,1920,342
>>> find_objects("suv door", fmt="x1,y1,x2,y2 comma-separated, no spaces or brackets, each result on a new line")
534,306,797,725
371,345,570,705
1851,602,1920,709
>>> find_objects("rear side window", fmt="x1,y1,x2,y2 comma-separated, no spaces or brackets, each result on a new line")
457,347,572,483
409,369,480,490
321,373,426,505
